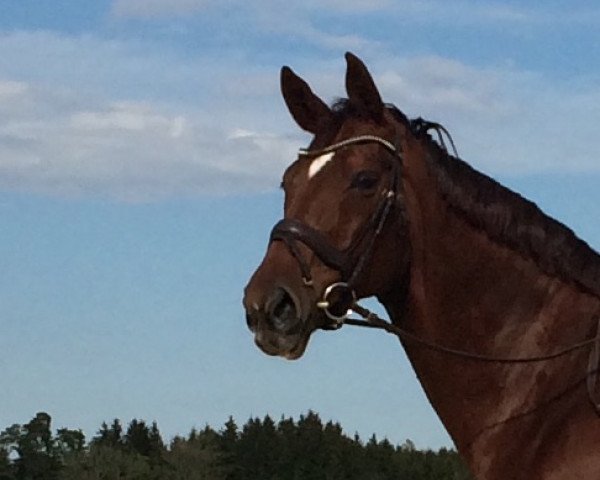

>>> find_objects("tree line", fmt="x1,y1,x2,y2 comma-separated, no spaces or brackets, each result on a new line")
0,411,472,479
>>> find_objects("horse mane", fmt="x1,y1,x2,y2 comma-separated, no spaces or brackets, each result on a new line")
330,99,600,297
400,109,600,298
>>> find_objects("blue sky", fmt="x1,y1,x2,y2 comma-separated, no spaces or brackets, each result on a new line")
1,1,600,450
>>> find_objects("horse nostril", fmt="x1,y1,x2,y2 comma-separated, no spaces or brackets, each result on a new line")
266,287,299,333
246,312,257,331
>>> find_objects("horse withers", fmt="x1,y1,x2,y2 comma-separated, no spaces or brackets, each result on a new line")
243,53,600,479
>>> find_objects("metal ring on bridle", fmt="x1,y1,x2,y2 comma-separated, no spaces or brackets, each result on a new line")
316,282,357,323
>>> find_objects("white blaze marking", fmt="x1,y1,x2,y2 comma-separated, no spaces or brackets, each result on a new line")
307,152,335,179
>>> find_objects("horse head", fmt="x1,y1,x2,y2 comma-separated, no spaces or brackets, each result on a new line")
243,53,410,359
242,52,600,480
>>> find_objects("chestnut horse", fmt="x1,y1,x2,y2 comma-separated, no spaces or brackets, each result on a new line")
243,53,600,479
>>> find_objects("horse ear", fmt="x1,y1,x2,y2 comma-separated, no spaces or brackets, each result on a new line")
345,52,383,119
281,66,333,134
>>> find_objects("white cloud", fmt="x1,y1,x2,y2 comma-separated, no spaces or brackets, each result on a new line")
1,29,600,202
71,102,179,133
0,30,310,200
0,80,28,97
377,57,510,116
356,56,600,174
0,83,299,201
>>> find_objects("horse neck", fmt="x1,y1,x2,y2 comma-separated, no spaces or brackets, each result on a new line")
381,141,600,479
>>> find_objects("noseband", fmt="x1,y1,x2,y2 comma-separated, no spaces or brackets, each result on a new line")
269,135,403,326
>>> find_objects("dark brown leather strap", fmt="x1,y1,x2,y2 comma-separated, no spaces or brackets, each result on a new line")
270,218,351,278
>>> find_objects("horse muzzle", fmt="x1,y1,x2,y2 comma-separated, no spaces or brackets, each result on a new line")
244,279,312,359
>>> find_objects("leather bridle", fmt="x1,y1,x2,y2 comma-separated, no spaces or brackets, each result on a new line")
269,134,403,327
265,122,600,415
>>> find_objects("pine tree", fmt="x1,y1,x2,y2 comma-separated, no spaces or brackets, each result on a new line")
93,419,124,449
163,426,228,480
125,419,152,457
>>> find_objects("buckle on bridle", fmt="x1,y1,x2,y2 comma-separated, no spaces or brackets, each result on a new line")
316,282,356,325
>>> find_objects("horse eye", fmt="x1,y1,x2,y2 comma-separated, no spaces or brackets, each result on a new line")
350,170,380,190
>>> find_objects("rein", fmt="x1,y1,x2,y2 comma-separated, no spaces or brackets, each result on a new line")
345,303,600,365
343,303,600,414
